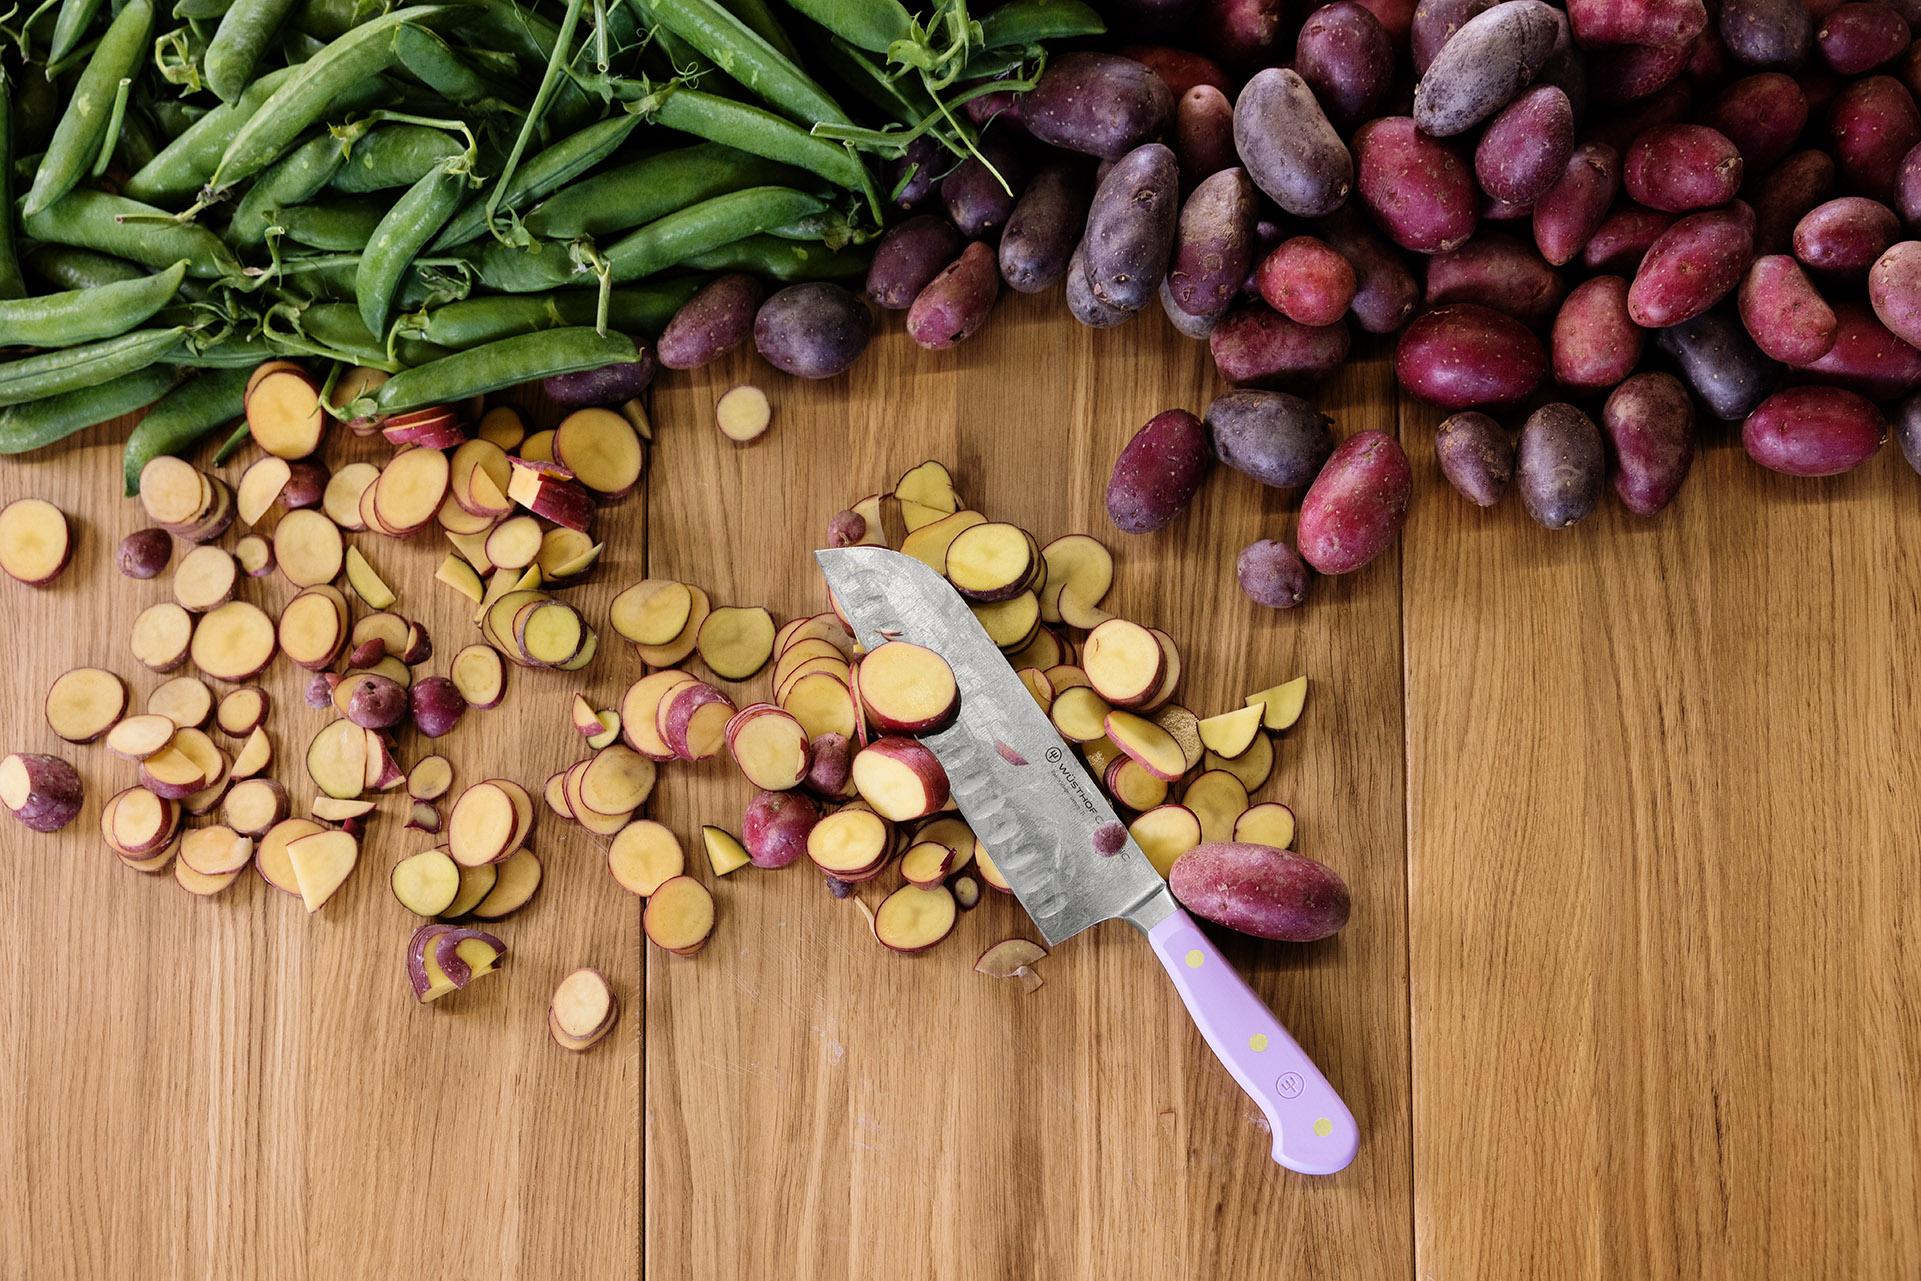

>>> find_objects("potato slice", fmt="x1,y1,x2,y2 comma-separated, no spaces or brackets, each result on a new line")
554,407,645,495
247,366,325,458
579,746,657,816
273,508,344,587
610,579,693,646
1129,804,1203,877
181,824,254,876
899,839,958,887
234,534,273,577
695,605,776,680
373,445,451,533
900,508,986,573
286,828,359,912
236,456,291,527
190,601,277,682
130,601,195,671
138,457,204,527
874,884,957,953
779,671,858,740
700,825,751,877
973,836,1010,892
713,385,772,444
970,591,1040,651
101,785,178,854
657,681,734,760
231,726,273,783
725,705,810,791
1233,801,1297,849
1151,704,1205,771
278,588,346,669
549,968,618,1050
1105,710,1189,782
642,876,714,956
507,459,595,531
1008,625,1066,672
437,858,495,918
471,847,542,918
1198,704,1263,757
45,667,126,743
1246,675,1308,731
1182,769,1250,844
945,521,1034,602
450,643,506,707
215,686,269,736
0,497,72,586
408,755,454,802
605,820,683,894
1204,729,1274,792
858,641,958,732
175,858,242,897
447,780,524,866
637,585,711,668
222,777,289,836
894,459,960,514
148,675,213,729
618,669,694,760
323,461,379,530
1104,754,1169,810
254,818,318,894
306,719,367,800
436,553,485,604
806,807,891,879
389,848,460,916
1050,685,1112,743
344,547,396,610
1039,533,1114,625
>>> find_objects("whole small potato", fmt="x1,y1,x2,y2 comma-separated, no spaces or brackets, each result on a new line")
906,242,1000,350
888,137,944,212
1205,388,1336,487
1794,196,1900,274
1434,411,1514,506
826,509,866,547
1569,0,1707,46
1742,385,1887,475
1236,538,1311,608
117,528,172,579
1209,303,1351,387
1161,278,1223,337
1395,303,1547,408
753,283,872,380
1168,167,1258,317
1797,300,1921,399
1024,52,1175,160
742,789,820,869
348,675,408,730
410,676,465,739
1719,0,1811,67
1817,2,1911,74
1582,205,1674,273
1739,254,1838,363
1533,141,1619,266
1517,402,1605,528
1254,235,1356,326
1175,84,1237,182
1893,391,1921,474
1083,143,1181,311
281,460,328,510
658,273,763,370
1194,0,1285,67
1656,307,1781,419
1870,240,1921,348
1628,202,1755,328
1753,149,1836,254
1623,124,1743,213
1829,75,1921,197
1297,429,1411,574
1106,408,1211,533
1233,68,1353,217
1588,40,1689,107
1320,210,1419,333
1411,0,1498,73
1475,84,1576,205
1424,232,1564,326
544,352,655,407
1701,72,1808,170
1602,372,1695,515
1355,116,1478,253
1551,275,1643,390
999,162,1092,293
1295,1,1395,125
1066,246,1135,327
1414,0,1564,137
866,216,965,310
1169,841,1351,941
1117,44,1230,97
941,136,1027,239
805,732,855,798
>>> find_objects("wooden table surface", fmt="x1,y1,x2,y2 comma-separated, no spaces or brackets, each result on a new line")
2,290,1916,1280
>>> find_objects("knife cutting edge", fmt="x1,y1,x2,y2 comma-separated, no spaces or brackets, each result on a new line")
816,546,1359,1176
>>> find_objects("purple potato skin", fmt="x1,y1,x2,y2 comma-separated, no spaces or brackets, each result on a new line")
410,676,466,739
1533,141,1620,266
1893,390,1921,473
1082,143,1182,311
1,753,83,832
658,274,763,370
866,216,966,310
741,789,820,869
1476,85,1576,205
1204,388,1336,487
1742,385,1888,475
543,353,656,407
999,161,1093,293
1434,411,1514,505
1105,408,1211,533
826,510,866,547
1023,52,1175,160
941,137,1027,239
1656,307,1781,419
1603,371,1696,516
1517,402,1605,528
281,460,328,509
1295,1,1395,125
906,242,1001,350
1424,232,1565,327
1754,149,1836,254
1066,245,1135,327
1871,240,1921,348
1582,205,1674,272
753,284,872,380
1168,167,1259,317
117,528,172,579
1413,0,1565,138
1236,539,1312,608
1176,85,1237,183
347,675,408,730
1169,841,1351,941
1319,209,1420,333
1628,202,1757,328
1233,67,1353,217
805,733,854,798
1297,430,1412,573
889,136,945,212
1160,277,1223,337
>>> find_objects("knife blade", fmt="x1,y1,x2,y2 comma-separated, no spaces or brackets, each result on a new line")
815,546,1360,1175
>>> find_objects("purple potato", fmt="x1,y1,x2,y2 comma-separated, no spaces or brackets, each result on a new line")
753,284,872,379
658,273,763,370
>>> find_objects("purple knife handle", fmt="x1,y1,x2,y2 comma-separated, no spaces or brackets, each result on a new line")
1146,908,1359,1175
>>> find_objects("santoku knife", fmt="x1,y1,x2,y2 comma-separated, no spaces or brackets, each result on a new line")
816,547,1359,1176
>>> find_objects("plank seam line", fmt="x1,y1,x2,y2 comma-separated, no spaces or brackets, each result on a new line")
1395,376,1418,1281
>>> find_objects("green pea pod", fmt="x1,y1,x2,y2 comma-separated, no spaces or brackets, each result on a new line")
23,245,146,291
650,87,868,194
0,366,181,455
24,0,155,218
976,0,1104,48
0,260,188,349
49,0,108,73
330,123,464,193
411,279,703,347
605,186,827,284
391,24,499,105
0,327,188,407
0,71,25,302
722,0,801,61
524,144,804,241
461,0,594,128
212,6,445,190
459,240,580,294
431,114,640,251
359,159,469,340
372,327,636,412
276,198,390,251
120,366,251,495
777,0,912,54
683,233,872,280
175,0,236,18
125,63,301,202
648,0,848,127
22,190,243,280
228,134,348,245
206,0,303,101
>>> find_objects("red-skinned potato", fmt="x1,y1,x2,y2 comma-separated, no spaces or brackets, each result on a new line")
1168,167,1259,318
1552,275,1643,391
1296,430,1411,575
1533,142,1619,267
1582,205,1674,273
1254,236,1355,327
1294,2,1394,126
1797,301,1921,400
741,789,821,868
1209,303,1350,388
1475,84,1575,205
1,752,83,832
1701,74,1807,172
805,732,855,798
1320,209,1419,334
1868,240,1921,348
1396,303,1546,408
1174,85,1236,186
658,273,762,370
1168,841,1351,941
1817,2,1910,74
1623,125,1743,212
1828,75,1921,198
1742,386,1887,475
852,736,950,821
1353,116,1477,253
1423,233,1564,328
866,216,965,310
117,527,172,580
1627,202,1756,328
1412,0,1564,137
906,242,1000,350
411,677,466,738
1106,409,1210,533
1740,255,1839,363
1603,372,1696,516
1566,0,1705,45
1793,196,1899,274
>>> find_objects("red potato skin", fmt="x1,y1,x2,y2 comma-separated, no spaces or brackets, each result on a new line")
1175,85,1236,183
1114,44,1229,98
1395,303,1547,408
1236,539,1311,608
1023,53,1175,161
1588,40,1690,108
1793,196,1901,272
1582,205,1675,272
1475,84,1575,206
1254,236,1356,326
1194,0,1285,68
866,216,965,310
1754,150,1838,254
1742,385,1887,474
1739,254,1839,362
1517,402,1606,529
1829,75,1921,198
1354,117,1479,254
1423,233,1564,327
657,273,762,370
1818,3,1911,75
1568,0,1707,46
1796,301,1921,398
1296,430,1412,574
1168,841,1351,941
1627,202,1756,328
1603,372,1696,516
1106,409,1211,533
1209,303,1351,387
741,789,820,869
1295,1,1396,125
117,528,172,579
805,733,854,798
1701,73,1809,171
1552,275,1644,390
998,162,1092,294
1356,0,1418,40
1168,167,1259,316
1870,240,1921,347
410,677,465,738
1898,143,1921,224
1232,68,1354,218
2,753,83,832
1533,142,1620,267
1320,210,1420,333
1623,125,1744,213
1895,391,1921,473
906,242,1000,350
1434,411,1514,506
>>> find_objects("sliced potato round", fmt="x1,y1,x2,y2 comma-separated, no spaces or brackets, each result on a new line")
695,605,775,681
130,601,195,671
273,508,344,587
148,675,213,729
45,667,126,743
0,497,71,586
190,601,277,682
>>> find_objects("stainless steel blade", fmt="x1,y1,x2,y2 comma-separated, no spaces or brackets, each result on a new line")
816,547,1174,946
